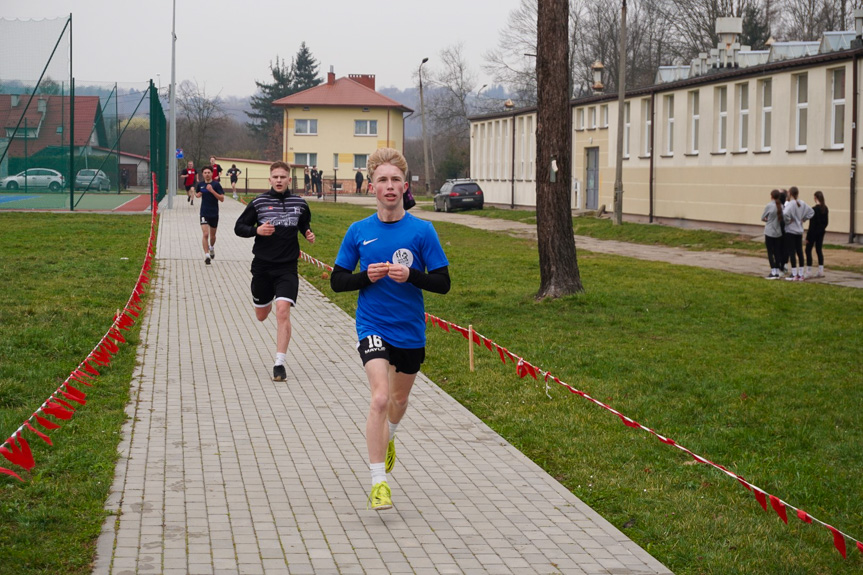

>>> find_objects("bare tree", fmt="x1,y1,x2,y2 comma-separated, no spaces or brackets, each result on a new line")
176,79,228,167
536,0,584,298
483,0,539,106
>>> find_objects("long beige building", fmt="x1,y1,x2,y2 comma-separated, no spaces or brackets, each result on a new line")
470,25,861,243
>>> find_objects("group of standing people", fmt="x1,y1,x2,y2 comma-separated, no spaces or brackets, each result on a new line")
761,186,829,280
304,166,323,198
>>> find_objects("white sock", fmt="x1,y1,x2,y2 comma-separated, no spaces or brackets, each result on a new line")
791,267,797,277
819,265,824,274
370,462,386,486
274,353,286,366
771,268,778,276
388,421,399,442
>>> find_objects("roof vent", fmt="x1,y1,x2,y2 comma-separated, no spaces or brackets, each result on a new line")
715,17,743,68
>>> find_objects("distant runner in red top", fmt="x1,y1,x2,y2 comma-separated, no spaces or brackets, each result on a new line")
210,156,224,182
180,161,197,205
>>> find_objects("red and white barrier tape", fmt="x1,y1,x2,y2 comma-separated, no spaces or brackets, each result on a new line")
423,311,862,559
1,175,159,482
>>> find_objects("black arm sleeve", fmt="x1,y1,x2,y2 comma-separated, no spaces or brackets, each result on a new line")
234,202,258,237
330,264,372,292
407,266,451,294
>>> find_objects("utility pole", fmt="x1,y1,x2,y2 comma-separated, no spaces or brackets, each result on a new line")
168,0,177,209
613,0,627,225
419,57,431,194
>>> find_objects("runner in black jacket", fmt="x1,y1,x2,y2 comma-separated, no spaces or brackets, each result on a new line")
235,161,315,381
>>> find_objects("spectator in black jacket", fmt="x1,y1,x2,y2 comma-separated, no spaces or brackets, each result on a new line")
234,161,315,381
805,191,829,278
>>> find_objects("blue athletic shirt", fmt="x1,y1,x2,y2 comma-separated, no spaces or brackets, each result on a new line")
335,212,448,348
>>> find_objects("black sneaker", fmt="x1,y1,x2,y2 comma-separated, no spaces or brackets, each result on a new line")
204,254,211,265
273,364,287,381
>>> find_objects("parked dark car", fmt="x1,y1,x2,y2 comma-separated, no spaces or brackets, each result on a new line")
75,169,111,191
1,168,65,191
433,179,484,212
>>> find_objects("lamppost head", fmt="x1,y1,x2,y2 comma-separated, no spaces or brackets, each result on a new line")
421,57,429,65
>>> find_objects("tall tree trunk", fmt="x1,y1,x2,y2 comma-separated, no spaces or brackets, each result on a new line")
535,0,583,299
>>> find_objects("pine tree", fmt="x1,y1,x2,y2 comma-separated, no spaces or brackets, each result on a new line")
246,56,294,140
292,42,321,92
741,4,771,51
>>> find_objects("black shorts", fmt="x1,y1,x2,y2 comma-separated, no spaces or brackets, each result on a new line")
357,335,425,375
199,215,218,228
230,176,238,184
185,184,194,192
251,260,298,307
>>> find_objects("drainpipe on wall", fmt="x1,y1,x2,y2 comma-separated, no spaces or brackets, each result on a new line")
850,51,859,243
649,91,656,223
511,112,516,209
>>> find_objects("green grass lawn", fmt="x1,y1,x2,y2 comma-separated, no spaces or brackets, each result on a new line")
302,203,863,575
0,213,150,575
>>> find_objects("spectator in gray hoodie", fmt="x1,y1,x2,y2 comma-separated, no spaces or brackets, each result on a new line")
783,186,815,281
761,189,784,280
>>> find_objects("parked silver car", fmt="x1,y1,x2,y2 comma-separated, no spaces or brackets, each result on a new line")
1,168,65,191
75,169,111,191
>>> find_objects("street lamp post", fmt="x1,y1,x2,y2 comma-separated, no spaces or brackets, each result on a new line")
613,0,627,225
419,57,431,194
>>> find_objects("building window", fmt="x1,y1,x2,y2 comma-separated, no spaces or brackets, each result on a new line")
601,104,609,127
689,90,699,154
295,119,317,135
664,95,674,155
760,79,772,151
353,154,368,170
354,120,377,136
738,83,749,152
519,117,526,179
295,152,317,166
642,98,652,157
716,86,728,152
831,68,846,148
623,102,630,158
576,108,585,129
795,74,808,150
588,106,596,129
527,115,535,179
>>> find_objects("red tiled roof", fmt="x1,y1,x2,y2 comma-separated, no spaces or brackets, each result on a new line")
0,94,104,157
273,77,412,112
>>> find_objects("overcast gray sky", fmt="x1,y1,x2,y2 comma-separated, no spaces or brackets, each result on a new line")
3,0,521,97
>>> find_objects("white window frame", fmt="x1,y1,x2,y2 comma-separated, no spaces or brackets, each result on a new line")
353,154,368,170
623,102,631,158
295,152,317,166
576,108,585,129
294,119,317,135
689,90,700,154
601,104,609,127
717,86,728,153
354,119,378,136
519,117,526,179
761,79,772,151
738,83,749,152
831,68,846,148
795,74,808,150
665,94,674,155
588,106,596,129
642,99,652,157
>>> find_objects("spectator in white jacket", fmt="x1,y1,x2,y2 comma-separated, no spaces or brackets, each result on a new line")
783,186,815,281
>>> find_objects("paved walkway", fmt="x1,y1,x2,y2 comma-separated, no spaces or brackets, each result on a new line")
93,196,672,574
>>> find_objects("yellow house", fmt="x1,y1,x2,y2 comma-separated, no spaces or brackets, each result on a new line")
273,69,412,193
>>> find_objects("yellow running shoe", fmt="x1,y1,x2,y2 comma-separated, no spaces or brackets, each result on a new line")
367,481,392,511
385,438,396,473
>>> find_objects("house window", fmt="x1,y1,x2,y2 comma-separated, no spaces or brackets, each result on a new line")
354,119,378,136
689,90,699,154
664,94,674,155
294,152,317,166
588,107,596,129
642,98,652,157
831,68,845,148
623,102,631,158
738,83,749,152
795,74,808,150
760,79,772,151
295,119,317,135
353,154,368,170
716,86,727,152
576,108,585,129
601,104,609,127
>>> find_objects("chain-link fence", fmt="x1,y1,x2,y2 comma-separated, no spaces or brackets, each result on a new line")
0,16,167,210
